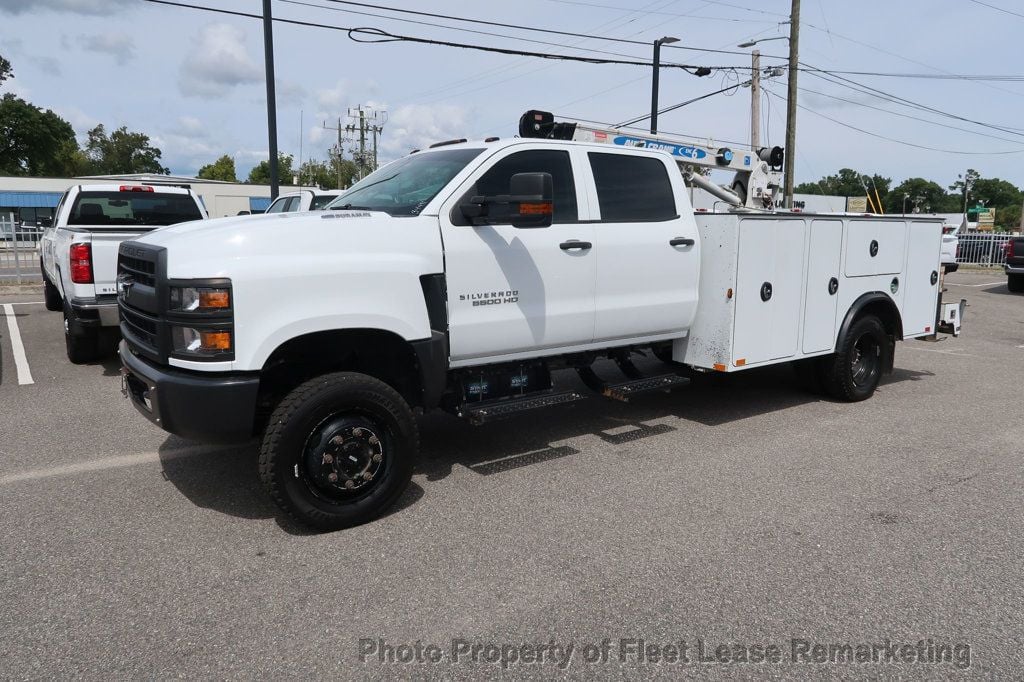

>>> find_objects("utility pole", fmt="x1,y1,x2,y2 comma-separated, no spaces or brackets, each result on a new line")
261,0,279,199
750,50,761,150
344,105,386,180
783,0,800,208
321,117,346,189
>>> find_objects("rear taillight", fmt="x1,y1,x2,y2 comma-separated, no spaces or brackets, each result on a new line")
69,243,93,283
1005,240,1015,259
942,226,955,234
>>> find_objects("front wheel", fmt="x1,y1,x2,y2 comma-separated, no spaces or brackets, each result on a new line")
1008,273,1024,293
818,315,888,402
259,372,418,531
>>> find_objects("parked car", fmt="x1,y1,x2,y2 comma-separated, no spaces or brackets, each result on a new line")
40,184,208,363
1004,236,1024,292
940,222,959,273
265,189,345,213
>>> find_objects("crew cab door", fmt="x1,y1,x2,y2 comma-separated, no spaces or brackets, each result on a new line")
440,146,596,364
583,151,700,342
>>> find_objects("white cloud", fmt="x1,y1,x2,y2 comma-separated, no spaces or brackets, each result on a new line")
178,23,262,98
315,79,353,112
78,32,135,65
381,104,471,158
0,0,129,15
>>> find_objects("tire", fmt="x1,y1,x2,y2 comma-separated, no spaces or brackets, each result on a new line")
259,372,418,531
819,315,888,402
1008,273,1024,293
943,263,958,274
41,262,62,311
652,345,676,365
63,308,100,364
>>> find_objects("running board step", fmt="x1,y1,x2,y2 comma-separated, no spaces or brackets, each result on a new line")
602,374,690,402
461,391,587,425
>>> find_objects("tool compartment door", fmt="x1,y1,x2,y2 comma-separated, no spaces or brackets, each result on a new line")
802,219,843,354
901,221,942,337
845,220,907,277
732,218,806,366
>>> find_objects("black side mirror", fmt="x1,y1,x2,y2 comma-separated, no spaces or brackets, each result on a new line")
459,172,554,228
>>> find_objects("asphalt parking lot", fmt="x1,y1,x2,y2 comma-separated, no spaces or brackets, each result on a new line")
1,269,1021,678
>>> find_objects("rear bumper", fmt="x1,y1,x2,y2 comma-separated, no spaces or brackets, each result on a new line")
1005,263,1024,275
69,295,119,326
119,340,260,443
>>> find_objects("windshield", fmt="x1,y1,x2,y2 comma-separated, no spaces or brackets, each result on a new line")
310,194,339,210
326,147,484,216
69,191,203,227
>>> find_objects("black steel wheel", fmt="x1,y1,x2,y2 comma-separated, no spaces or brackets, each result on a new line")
259,372,417,531
819,315,888,402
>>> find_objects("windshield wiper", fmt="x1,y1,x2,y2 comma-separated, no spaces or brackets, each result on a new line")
330,203,372,211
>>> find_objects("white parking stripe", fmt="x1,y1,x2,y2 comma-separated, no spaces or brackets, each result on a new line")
946,281,1005,287
0,446,223,485
2,303,34,385
6,301,45,306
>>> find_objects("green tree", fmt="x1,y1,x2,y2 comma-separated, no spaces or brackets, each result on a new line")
995,203,1021,231
298,154,359,189
794,168,891,200
948,169,980,211
0,55,12,85
0,94,81,176
884,178,958,214
972,177,1021,210
196,154,238,182
246,153,295,185
83,124,168,175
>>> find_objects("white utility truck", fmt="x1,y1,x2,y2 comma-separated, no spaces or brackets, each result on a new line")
118,110,964,530
41,184,207,362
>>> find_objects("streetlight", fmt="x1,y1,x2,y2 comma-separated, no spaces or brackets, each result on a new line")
903,193,910,215
651,36,679,134
737,36,788,48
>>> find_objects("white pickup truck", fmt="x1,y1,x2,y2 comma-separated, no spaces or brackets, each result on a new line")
40,184,207,363
118,115,963,530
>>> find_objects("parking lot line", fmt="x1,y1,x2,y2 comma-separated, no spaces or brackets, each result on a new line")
0,446,221,485
947,281,1005,287
2,303,34,385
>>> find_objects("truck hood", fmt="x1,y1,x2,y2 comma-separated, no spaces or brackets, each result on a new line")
132,209,443,280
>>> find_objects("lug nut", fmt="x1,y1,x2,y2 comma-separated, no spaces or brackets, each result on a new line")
327,472,338,483
372,453,382,462
330,435,344,446
368,435,379,445
322,453,334,464
344,480,355,489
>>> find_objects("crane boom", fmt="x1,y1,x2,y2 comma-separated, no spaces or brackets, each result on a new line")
519,110,784,210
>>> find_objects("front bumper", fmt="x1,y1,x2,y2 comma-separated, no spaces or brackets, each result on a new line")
119,340,260,443
69,295,119,326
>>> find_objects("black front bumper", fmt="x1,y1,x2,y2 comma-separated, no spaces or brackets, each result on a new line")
119,341,260,443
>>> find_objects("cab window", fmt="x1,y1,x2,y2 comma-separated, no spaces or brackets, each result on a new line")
460,149,577,224
589,152,677,222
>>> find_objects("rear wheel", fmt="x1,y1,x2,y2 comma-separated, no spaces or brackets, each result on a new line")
819,315,888,402
1008,273,1024,293
64,309,100,364
259,372,418,531
41,263,62,311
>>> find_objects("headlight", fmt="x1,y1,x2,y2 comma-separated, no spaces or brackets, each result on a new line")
171,325,233,357
169,285,231,312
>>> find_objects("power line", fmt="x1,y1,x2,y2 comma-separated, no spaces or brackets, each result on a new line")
311,0,789,58
541,0,781,24
139,0,746,72
616,80,752,126
764,88,1024,155
967,0,1024,20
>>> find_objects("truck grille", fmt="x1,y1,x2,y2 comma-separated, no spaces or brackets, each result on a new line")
119,254,156,287
117,242,165,361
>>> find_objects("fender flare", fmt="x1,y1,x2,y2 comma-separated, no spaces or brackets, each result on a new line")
836,292,903,372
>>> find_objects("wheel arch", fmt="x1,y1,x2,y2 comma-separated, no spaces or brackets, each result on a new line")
256,328,447,431
836,292,902,373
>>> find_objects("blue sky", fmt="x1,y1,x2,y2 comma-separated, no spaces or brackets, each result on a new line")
3,0,1024,190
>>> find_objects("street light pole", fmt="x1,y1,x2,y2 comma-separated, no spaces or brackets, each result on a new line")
650,36,678,135
783,0,801,208
262,0,279,199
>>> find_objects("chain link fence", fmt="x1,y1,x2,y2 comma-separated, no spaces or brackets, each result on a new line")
0,212,44,283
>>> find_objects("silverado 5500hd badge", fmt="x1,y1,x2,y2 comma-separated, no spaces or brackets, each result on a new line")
459,290,519,306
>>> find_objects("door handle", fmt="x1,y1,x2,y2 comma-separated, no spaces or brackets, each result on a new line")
559,240,592,251
670,237,695,247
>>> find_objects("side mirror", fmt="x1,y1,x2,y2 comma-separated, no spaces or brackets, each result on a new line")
459,172,554,228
